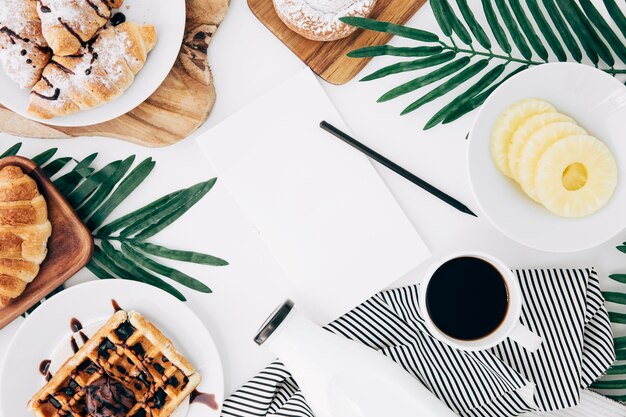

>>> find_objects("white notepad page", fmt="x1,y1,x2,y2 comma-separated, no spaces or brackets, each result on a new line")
197,68,430,323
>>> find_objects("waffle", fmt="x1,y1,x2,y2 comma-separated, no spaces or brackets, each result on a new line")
29,310,201,417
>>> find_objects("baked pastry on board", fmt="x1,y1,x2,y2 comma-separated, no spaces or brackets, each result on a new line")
37,0,125,56
29,22,157,119
0,0,52,88
272,0,378,41
29,310,201,417
0,165,52,308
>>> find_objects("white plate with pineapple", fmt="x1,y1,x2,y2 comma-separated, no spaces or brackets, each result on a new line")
468,63,626,253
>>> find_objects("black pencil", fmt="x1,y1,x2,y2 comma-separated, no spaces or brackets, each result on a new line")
320,121,477,217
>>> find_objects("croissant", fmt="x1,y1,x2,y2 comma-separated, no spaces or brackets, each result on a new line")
0,0,52,88
37,0,125,56
28,22,157,119
0,166,52,308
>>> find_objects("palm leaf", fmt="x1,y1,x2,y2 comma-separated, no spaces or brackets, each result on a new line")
32,148,57,166
527,0,567,61
86,157,155,230
379,57,471,102
42,157,73,178
133,241,228,266
343,1,626,129
604,291,626,305
339,17,439,42
591,379,626,390
77,156,135,220
609,273,626,284
53,153,98,195
1,143,22,158
362,51,456,81
606,364,626,375
609,311,626,324
348,45,443,58
67,160,122,207
615,336,626,350
133,179,217,240
122,243,212,293
401,58,489,115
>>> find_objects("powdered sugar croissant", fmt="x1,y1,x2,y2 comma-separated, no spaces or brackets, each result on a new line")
37,0,125,56
28,22,157,119
0,166,52,309
0,0,52,88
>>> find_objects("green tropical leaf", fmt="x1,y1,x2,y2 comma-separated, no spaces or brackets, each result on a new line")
42,157,72,178
509,0,548,60
122,243,212,293
134,179,217,240
1,143,22,158
362,51,456,81
99,241,186,301
579,0,626,64
97,190,184,236
133,241,228,266
86,258,114,280
379,57,471,102
119,182,210,237
77,156,135,220
431,0,453,37
32,148,57,166
424,63,506,129
53,153,98,195
615,336,626,350
609,311,626,324
609,273,626,284
436,0,472,45
604,0,626,38
339,17,439,42
591,379,626,389
401,58,489,115
526,0,567,61
606,364,626,375
556,0,601,65
67,160,122,207
567,0,614,66
494,0,532,59
543,0,583,62
348,45,443,58
604,291,626,305
456,0,491,49
87,157,155,230
443,65,528,123
481,0,511,54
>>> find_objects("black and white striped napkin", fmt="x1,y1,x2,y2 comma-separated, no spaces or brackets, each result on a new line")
222,268,615,417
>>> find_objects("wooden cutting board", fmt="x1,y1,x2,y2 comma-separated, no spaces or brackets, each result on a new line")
0,156,93,330
248,0,427,85
0,0,230,147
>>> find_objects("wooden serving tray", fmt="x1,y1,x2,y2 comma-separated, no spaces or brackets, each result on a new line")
0,0,230,147
248,0,427,85
0,156,93,330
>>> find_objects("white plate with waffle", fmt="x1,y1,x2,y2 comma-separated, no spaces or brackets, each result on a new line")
0,0,185,127
0,279,224,417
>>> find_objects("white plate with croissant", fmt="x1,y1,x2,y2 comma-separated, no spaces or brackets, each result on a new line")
0,0,185,126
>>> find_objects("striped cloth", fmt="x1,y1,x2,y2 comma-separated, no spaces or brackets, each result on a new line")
222,268,616,417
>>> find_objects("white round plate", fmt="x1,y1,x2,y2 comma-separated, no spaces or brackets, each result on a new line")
0,280,224,417
0,0,185,127
468,63,626,253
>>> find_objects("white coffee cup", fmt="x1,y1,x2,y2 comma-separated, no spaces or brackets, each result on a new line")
418,251,543,352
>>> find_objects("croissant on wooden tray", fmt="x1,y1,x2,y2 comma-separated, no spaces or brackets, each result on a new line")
37,0,125,56
28,22,157,119
0,166,52,309
0,0,52,88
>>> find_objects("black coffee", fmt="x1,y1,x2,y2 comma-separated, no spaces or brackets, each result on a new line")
425,257,509,341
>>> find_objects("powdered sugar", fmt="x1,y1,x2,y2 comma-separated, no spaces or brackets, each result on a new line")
0,42,38,88
38,0,101,34
274,0,376,39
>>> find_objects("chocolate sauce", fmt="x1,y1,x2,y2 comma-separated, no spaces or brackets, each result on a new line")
85,0,109,19
40,5,51,13
190,389,218,410
57,17,83,44
70,336,79,353
79,331,89,344
32,88,60,101
110,12,126,27
111,299,122,312
20,49,27,55
70,318,83,332
39,359,53,381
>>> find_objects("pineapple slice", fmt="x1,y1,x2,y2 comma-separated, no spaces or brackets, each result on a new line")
507,112,573,182
535,135,617,218
517,122,587,201
490,98,556,178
